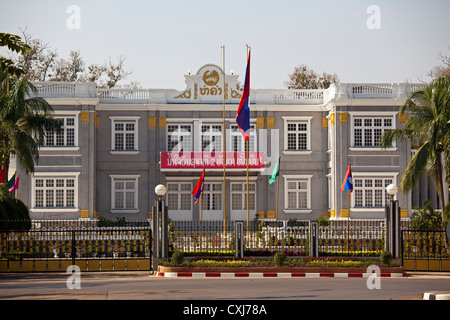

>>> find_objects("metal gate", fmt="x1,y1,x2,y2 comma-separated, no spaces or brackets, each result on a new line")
0,227,152,272
402,229,450,272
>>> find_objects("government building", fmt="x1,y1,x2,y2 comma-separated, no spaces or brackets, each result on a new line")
14,63,449,222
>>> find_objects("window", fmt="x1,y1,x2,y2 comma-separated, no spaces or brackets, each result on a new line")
110,117,139,152
283,117,312,153
167,183,192,211
230,125,256,152
44,116,77,147
283,175,312,212
352,117,393,147
202,183,222,211
231,182,256,211
353,177,393,208
167,124,192,152
201,124,222,152
33,176,77,209
110,175,139,212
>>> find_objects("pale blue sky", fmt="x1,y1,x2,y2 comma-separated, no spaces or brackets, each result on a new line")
1,0,450,89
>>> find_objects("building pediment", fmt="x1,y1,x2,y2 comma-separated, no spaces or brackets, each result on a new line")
169,64,242,104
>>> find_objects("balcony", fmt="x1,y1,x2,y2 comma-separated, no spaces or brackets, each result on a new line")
31,81,422,105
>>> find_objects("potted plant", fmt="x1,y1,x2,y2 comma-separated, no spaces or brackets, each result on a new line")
88,244,98,258
64,243,71,258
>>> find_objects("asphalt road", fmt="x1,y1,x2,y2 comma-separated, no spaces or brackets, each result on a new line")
0,271,449,301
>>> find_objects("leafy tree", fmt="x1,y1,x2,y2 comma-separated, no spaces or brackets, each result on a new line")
380,77,450,251
10,30,135,88
411,200,444,230
0,69,62,176
0,32,31,77
286,64,338,89
1,32,63,180
428,48,450,79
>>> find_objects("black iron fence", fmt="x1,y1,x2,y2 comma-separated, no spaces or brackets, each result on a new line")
402,229,450,271
168,219,389,257
1,227,152,260
0,221,152,272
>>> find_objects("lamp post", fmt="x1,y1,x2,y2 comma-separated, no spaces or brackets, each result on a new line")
385,184,400,258
152,184,168,267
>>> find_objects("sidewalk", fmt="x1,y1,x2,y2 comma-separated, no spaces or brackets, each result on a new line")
404,272,450,279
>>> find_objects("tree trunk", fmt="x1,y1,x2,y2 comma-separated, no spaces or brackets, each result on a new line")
435,151,449,254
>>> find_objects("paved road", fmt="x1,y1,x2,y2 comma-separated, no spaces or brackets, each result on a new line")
1,272,449,300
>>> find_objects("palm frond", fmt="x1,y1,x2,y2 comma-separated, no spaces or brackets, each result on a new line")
399,141,430,193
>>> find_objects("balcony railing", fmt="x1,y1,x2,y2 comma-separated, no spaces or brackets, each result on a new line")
31,81,423,104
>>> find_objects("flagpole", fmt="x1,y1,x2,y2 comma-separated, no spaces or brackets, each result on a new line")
221,45,226,233
346,162,351,252
276,156,280,221
246,44,250,233
200,189,203,249
275,156,280,241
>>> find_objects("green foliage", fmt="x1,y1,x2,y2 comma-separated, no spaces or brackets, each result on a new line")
0,196,31,230
380,77,450,225
159,257,399,268
171,252,184,265
411,200,443,230
97,217,127,227
0,32,31,77
380,251,393,265
273,252,287,266
320,250,382,257
318,216,330,227
286,64,339,89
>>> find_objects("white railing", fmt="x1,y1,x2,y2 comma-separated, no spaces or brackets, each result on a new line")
33,82,76,94
31,81,423,104
351,84,393,96
97,88,150,101
273,89,324,102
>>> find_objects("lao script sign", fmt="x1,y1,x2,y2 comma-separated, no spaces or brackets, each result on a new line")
161,152,265,170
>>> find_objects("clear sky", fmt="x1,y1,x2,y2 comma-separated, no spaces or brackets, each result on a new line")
1,0,450,90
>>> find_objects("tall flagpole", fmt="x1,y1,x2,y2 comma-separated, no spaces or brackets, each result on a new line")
221,45,226,233
346,162,351,252
276,157,281,221
246,44,250,232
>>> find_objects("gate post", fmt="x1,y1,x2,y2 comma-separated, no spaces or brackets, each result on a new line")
151,202,159,272
309,221,319,258
160,199,169,259
235,221,244,258
152,195,169,272
71,230,76,266
385,199,401,258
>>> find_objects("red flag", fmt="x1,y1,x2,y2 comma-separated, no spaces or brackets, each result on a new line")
236,50,251,141
0,168,5,184
340,164,353,193
192,166,205,204
9,175,19,192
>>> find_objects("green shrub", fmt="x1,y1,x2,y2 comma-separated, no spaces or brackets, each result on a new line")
171,251,184,265
0,205,9,230
273,252,286,266
380,251,393,265
318,216,330,227
0,197,31,230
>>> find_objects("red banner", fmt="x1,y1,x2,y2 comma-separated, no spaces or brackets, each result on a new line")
161,152,265,170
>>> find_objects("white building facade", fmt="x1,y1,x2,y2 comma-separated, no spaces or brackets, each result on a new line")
16,64,449,222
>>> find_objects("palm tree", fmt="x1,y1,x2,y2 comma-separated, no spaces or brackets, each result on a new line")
0,68,62,181
380,77,450,250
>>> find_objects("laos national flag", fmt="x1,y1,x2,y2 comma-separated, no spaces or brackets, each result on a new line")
340,164,353,193
236,51,251,141
192,166,206,204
